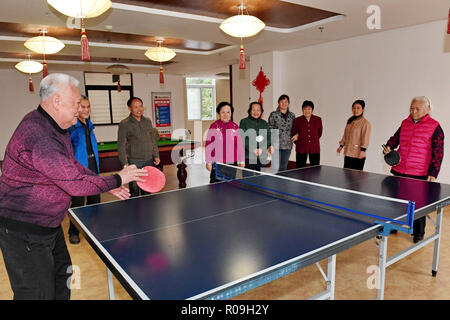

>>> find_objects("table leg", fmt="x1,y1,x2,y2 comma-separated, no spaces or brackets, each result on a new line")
327,255,336,300
177,162,188,188
107,268,115,300
432,208,443,277
310,255,336,300
377,235,387,300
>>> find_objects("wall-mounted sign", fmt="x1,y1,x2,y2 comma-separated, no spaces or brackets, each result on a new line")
152,92,172,138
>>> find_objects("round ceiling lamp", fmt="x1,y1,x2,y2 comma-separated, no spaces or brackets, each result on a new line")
46,0,113,61
145,40,176,84
24,33,65,55
144,41,176,62
219,1,265,70
46,0,112,18
107,64,130,92
24,29,64,77
219,10,265,38
15,54,43,92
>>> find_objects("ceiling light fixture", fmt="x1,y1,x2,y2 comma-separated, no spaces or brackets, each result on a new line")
219,1,265,69
145,40,176,84
15,54,43,92
47,0,112,61
24,29,64,77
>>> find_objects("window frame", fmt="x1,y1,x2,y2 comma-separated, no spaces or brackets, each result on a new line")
84,73,134,126
186,78,216,121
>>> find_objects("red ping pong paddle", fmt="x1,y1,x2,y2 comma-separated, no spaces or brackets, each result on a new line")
137,166,166,193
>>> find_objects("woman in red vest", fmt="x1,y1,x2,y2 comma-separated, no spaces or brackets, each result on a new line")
384,96,444,243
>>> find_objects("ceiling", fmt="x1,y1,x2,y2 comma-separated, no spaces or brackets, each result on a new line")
0,0,448,78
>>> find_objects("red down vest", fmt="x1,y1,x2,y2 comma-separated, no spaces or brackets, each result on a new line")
392,114,439,176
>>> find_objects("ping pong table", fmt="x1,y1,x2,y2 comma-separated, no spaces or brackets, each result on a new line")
69,165,450,300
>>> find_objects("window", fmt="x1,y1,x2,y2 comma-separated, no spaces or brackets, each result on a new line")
186,78,215,120
84,72,134,125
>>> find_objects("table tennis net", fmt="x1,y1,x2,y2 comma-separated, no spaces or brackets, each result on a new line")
214,163,414,231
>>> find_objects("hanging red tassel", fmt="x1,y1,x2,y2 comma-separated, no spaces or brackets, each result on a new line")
80,19,90,61
239,44,246,70
28,76,34,92
117,79,121,92
447,8,450,34
159,66,164,84
43,60,48,78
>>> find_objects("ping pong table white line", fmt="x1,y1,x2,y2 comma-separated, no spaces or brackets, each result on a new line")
99,199,279,244
216,163,410,204
68,208,150,300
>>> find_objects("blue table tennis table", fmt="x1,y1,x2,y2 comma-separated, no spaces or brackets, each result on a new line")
69,165,450,300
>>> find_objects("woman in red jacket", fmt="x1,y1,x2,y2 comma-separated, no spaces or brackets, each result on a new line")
384,96,444,243
291,100,323,168
205,101,245,183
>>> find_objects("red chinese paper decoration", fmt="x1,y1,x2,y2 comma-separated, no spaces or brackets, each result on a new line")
42,60,48,78
448,8,450,34
159,66,164,84
252,66,270,105
29,76,34,92
239,44,246,69
80,19,90,61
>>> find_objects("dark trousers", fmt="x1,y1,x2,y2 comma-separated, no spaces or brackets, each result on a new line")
344,156,366,171
0,225,72,300
296,153,320,168
391,170,427,237
128,159,155,197
245,159,262,172
69,194,100,236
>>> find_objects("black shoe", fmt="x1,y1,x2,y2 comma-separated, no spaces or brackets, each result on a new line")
69,233,80,244
413,234,424,243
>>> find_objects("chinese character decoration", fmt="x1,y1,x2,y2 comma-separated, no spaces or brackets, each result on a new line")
252,66,270,105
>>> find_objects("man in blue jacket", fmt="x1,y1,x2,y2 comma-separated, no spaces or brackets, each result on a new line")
67,95,100,244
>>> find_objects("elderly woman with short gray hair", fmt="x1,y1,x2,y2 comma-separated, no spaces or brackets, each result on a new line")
383,96,444,243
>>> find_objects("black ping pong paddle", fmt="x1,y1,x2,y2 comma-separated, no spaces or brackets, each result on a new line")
382,144,400,166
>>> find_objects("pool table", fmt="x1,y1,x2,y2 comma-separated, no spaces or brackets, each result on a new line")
97,139,200,188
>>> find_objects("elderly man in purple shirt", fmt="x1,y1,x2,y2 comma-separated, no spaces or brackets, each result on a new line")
0,73,147,300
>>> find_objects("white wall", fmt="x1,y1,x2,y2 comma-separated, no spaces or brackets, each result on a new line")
231,63,251,122
281,19,450,183
0,69,84,159
0,69,185,159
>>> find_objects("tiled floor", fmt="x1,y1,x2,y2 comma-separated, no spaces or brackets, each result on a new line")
0,164,449,300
